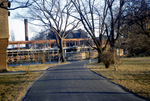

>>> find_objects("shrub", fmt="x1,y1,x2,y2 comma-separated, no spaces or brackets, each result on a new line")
100,50,118,68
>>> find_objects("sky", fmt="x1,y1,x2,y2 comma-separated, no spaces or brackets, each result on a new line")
9,9,34,41
8,0,83,42
8,0,105,42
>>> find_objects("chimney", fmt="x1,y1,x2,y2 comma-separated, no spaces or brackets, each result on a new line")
24,19,29,48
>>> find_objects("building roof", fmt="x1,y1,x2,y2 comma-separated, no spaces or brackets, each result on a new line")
48,29,89,39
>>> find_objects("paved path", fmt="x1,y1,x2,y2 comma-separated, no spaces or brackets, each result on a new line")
22,60,146,101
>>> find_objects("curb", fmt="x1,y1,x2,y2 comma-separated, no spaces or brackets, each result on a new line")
0,71,26,76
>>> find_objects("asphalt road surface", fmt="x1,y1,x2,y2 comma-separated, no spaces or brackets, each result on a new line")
22,60,146,101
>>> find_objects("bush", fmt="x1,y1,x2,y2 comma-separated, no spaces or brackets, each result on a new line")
41,57,45,64
99,51,117,68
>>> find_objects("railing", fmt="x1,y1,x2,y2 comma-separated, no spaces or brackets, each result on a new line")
66,51,98,61
7,47,98,66
8,38,94,49
7,48,59,65
7,38,109,50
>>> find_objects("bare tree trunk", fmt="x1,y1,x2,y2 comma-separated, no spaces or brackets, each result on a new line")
59,38,66,62
98,50,102,63
113,48,118,71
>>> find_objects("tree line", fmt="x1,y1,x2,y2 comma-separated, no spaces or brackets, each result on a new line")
2,0,150,64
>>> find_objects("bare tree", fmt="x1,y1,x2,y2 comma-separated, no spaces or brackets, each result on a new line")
124,0,150,37
105,0,126,48
71,0,110,63
31,30,48,40
71,0,145,70
71,0,130,60
120,0,150,57
17,0,80,62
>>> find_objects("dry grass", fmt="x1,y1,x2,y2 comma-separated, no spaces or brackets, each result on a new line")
0,73,42,101
7,63,69,72
0,62,69,101
87,57,150,100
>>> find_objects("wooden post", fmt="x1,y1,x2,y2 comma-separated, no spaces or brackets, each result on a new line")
49,41,51,48
21,52,24,63
78,40,80,46
28,50,29,64
38,50,39,64
16,52,18,63
34,43,36,49
47,41,48,48
92,40,94,46
75,41,76,46
48,49,51,64
42,49,45,64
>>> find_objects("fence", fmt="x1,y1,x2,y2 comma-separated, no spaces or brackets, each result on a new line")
7,48,98,65
66,51,98,61
7,48,59,65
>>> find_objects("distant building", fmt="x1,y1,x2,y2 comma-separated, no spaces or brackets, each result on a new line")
48,29,89,39
47,29,110,51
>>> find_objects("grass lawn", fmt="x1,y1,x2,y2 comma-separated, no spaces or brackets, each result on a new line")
87,57,150,100
0,62,69,101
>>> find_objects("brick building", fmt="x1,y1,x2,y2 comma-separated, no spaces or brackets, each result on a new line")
0,0,9,72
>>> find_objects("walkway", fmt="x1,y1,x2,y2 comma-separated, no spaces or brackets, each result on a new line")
22,60,146,101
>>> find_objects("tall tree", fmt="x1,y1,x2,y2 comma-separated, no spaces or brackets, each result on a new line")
105,0,126,48
125,0,150,37
71,0,129,63
120,0,150,56
71,0,110,63
17,0,80,62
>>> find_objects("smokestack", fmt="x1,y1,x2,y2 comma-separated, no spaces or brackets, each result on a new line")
24,19,29,48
